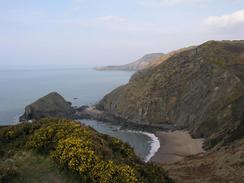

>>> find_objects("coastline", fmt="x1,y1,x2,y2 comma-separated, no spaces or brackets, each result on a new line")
126,130,160,163
79,119,161,163
151,131,204,164
77,107,206,164
142,132,160,163
77,106,174,131
14,105,205,165
78,114,205,165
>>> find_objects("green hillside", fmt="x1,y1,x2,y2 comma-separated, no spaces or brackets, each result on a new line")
98,40,244,148
0,119,172,183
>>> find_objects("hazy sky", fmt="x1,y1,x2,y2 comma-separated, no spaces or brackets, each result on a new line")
0,0,244,67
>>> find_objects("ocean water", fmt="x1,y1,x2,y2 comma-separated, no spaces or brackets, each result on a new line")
0,67,160,162
0,67,133,125
79,119,160,162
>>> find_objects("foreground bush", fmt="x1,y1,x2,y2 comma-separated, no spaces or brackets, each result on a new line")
51,137,138,183
0,118,173,183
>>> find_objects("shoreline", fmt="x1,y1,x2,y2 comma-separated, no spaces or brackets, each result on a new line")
9,106,205,165
151,131,205,164
76,106,174,132
3,117,205,165
126,130,160,163
77,108,205,164
78,116,204,165
79,119,161,163
142,132,161,163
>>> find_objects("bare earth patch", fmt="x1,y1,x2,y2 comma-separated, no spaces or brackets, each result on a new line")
163,139,244,183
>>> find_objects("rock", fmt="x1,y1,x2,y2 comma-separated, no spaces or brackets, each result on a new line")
76,105,89,112
98,40,244,148
19,92,75,121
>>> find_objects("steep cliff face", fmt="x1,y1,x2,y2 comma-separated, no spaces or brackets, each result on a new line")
98,41,244,146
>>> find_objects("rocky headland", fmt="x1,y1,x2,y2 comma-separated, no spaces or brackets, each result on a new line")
95,40,244,182
94,53,165,71
19,94,173,132
95,47,195,71
98,40,244,149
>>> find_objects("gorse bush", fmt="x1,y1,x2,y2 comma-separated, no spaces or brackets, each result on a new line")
91,160,138,183
0,118,173,183
52,137,99,175
51,137,138,183
109,138,135,160
26,119,139,182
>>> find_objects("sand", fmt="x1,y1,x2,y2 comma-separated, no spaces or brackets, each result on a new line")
151,131,204,164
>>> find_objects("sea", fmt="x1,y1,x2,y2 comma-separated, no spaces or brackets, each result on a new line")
0,66,160,162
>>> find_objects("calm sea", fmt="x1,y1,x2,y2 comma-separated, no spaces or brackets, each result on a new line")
0,67,133,125
0,67,160,162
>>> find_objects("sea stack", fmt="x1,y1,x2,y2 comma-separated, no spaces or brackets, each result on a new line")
19,92,75,121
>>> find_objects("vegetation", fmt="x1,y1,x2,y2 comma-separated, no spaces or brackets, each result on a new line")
0,118,173,183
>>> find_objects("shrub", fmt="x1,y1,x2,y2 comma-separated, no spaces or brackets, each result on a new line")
136,163,173,183
91,160,138,183
51,137,138,183
109,138,136,160
0,119,173,183
51,137,99,175
26,126,56,152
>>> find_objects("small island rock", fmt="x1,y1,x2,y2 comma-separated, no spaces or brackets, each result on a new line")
19,92,75,121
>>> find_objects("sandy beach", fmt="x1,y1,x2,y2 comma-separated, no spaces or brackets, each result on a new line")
151,131,204,164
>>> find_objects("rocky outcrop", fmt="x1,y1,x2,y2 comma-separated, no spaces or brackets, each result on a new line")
98,40,244,147
19,92,75,121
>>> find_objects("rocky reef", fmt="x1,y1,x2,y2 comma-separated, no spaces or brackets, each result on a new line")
98,40,244,148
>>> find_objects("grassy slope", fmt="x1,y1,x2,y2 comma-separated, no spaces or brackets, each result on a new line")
11,152,80,183
0,119,172,183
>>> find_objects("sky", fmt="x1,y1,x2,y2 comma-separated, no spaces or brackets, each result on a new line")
0,0,244,68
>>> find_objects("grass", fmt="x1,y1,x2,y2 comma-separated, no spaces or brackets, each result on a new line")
3,151,79,183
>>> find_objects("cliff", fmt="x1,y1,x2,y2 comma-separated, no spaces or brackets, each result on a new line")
98,40,244,148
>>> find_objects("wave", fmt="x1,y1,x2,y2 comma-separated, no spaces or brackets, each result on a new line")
126,130,160,163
